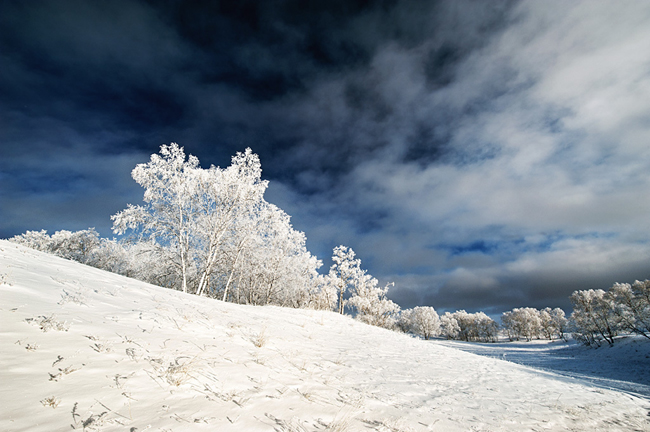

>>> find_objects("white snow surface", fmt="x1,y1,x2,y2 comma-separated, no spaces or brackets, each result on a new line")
436,338,650,399
1,240,649,431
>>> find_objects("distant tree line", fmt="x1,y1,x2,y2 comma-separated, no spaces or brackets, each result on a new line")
501,307,568,342
397,308,499,343
8,144,650,345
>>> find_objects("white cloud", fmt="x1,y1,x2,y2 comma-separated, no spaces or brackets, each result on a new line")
285,1,650,310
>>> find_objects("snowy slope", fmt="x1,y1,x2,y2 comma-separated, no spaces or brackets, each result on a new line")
1,240,649,432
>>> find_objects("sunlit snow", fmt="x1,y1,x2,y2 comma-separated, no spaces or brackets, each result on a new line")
1,240,648,431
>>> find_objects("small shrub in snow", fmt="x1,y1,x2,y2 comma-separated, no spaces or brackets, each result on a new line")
91,342,112,353
125,347,143,362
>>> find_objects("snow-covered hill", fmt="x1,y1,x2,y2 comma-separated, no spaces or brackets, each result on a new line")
1,240,648,431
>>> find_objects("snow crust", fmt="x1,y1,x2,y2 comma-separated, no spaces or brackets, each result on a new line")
1,240,649,431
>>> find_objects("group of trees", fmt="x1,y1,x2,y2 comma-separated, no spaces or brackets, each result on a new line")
396,308,498,343
108,144,325,308
9,228,102,265
9,144,650,345
9,144,403,328
501,307,568,342
570,281,650,346
440,311,499,342
395,287,647,346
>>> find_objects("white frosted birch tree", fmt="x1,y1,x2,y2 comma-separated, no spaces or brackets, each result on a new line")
111,143,199,293
329,245,362,314
193,148,268,297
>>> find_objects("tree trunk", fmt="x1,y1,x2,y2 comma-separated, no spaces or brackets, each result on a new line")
222,248,242,302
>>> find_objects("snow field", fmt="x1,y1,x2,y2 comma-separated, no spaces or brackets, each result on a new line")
1,240,649,431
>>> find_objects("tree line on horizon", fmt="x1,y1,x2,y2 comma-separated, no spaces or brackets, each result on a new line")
7,144,650,346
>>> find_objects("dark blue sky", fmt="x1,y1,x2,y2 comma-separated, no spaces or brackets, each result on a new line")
3,0,650,314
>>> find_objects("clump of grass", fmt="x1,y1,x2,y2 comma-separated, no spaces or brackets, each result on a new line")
125,347,143,362
49,365,80,381
26,315,70,332
151,356,197,386
25,343,40,351
364,418,415,432
266,414,310,432
91,342,112,353
81,411,107,431
270,413,353,432
40,396,61,409
318,408,356,432
250,328,268,348
58,289,87,306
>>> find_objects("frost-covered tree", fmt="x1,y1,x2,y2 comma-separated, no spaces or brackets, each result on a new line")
440,312,461,340
473,312,499,343
307,274,338,311
230,203,322,307
10,228,100,265
9,229,51,251
112,143,200,293
397,308,415,333
49,229,101,264
550,308,569,341
444,310,498,342
87,238,131,275
407,306,440,340
193,148,268,298
111,144,322,302
328,245,362,314
501,307,541,341
570,289,620,346
538,308,554,340
538,307,568,341
609,281,650,339
347,276,400,329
